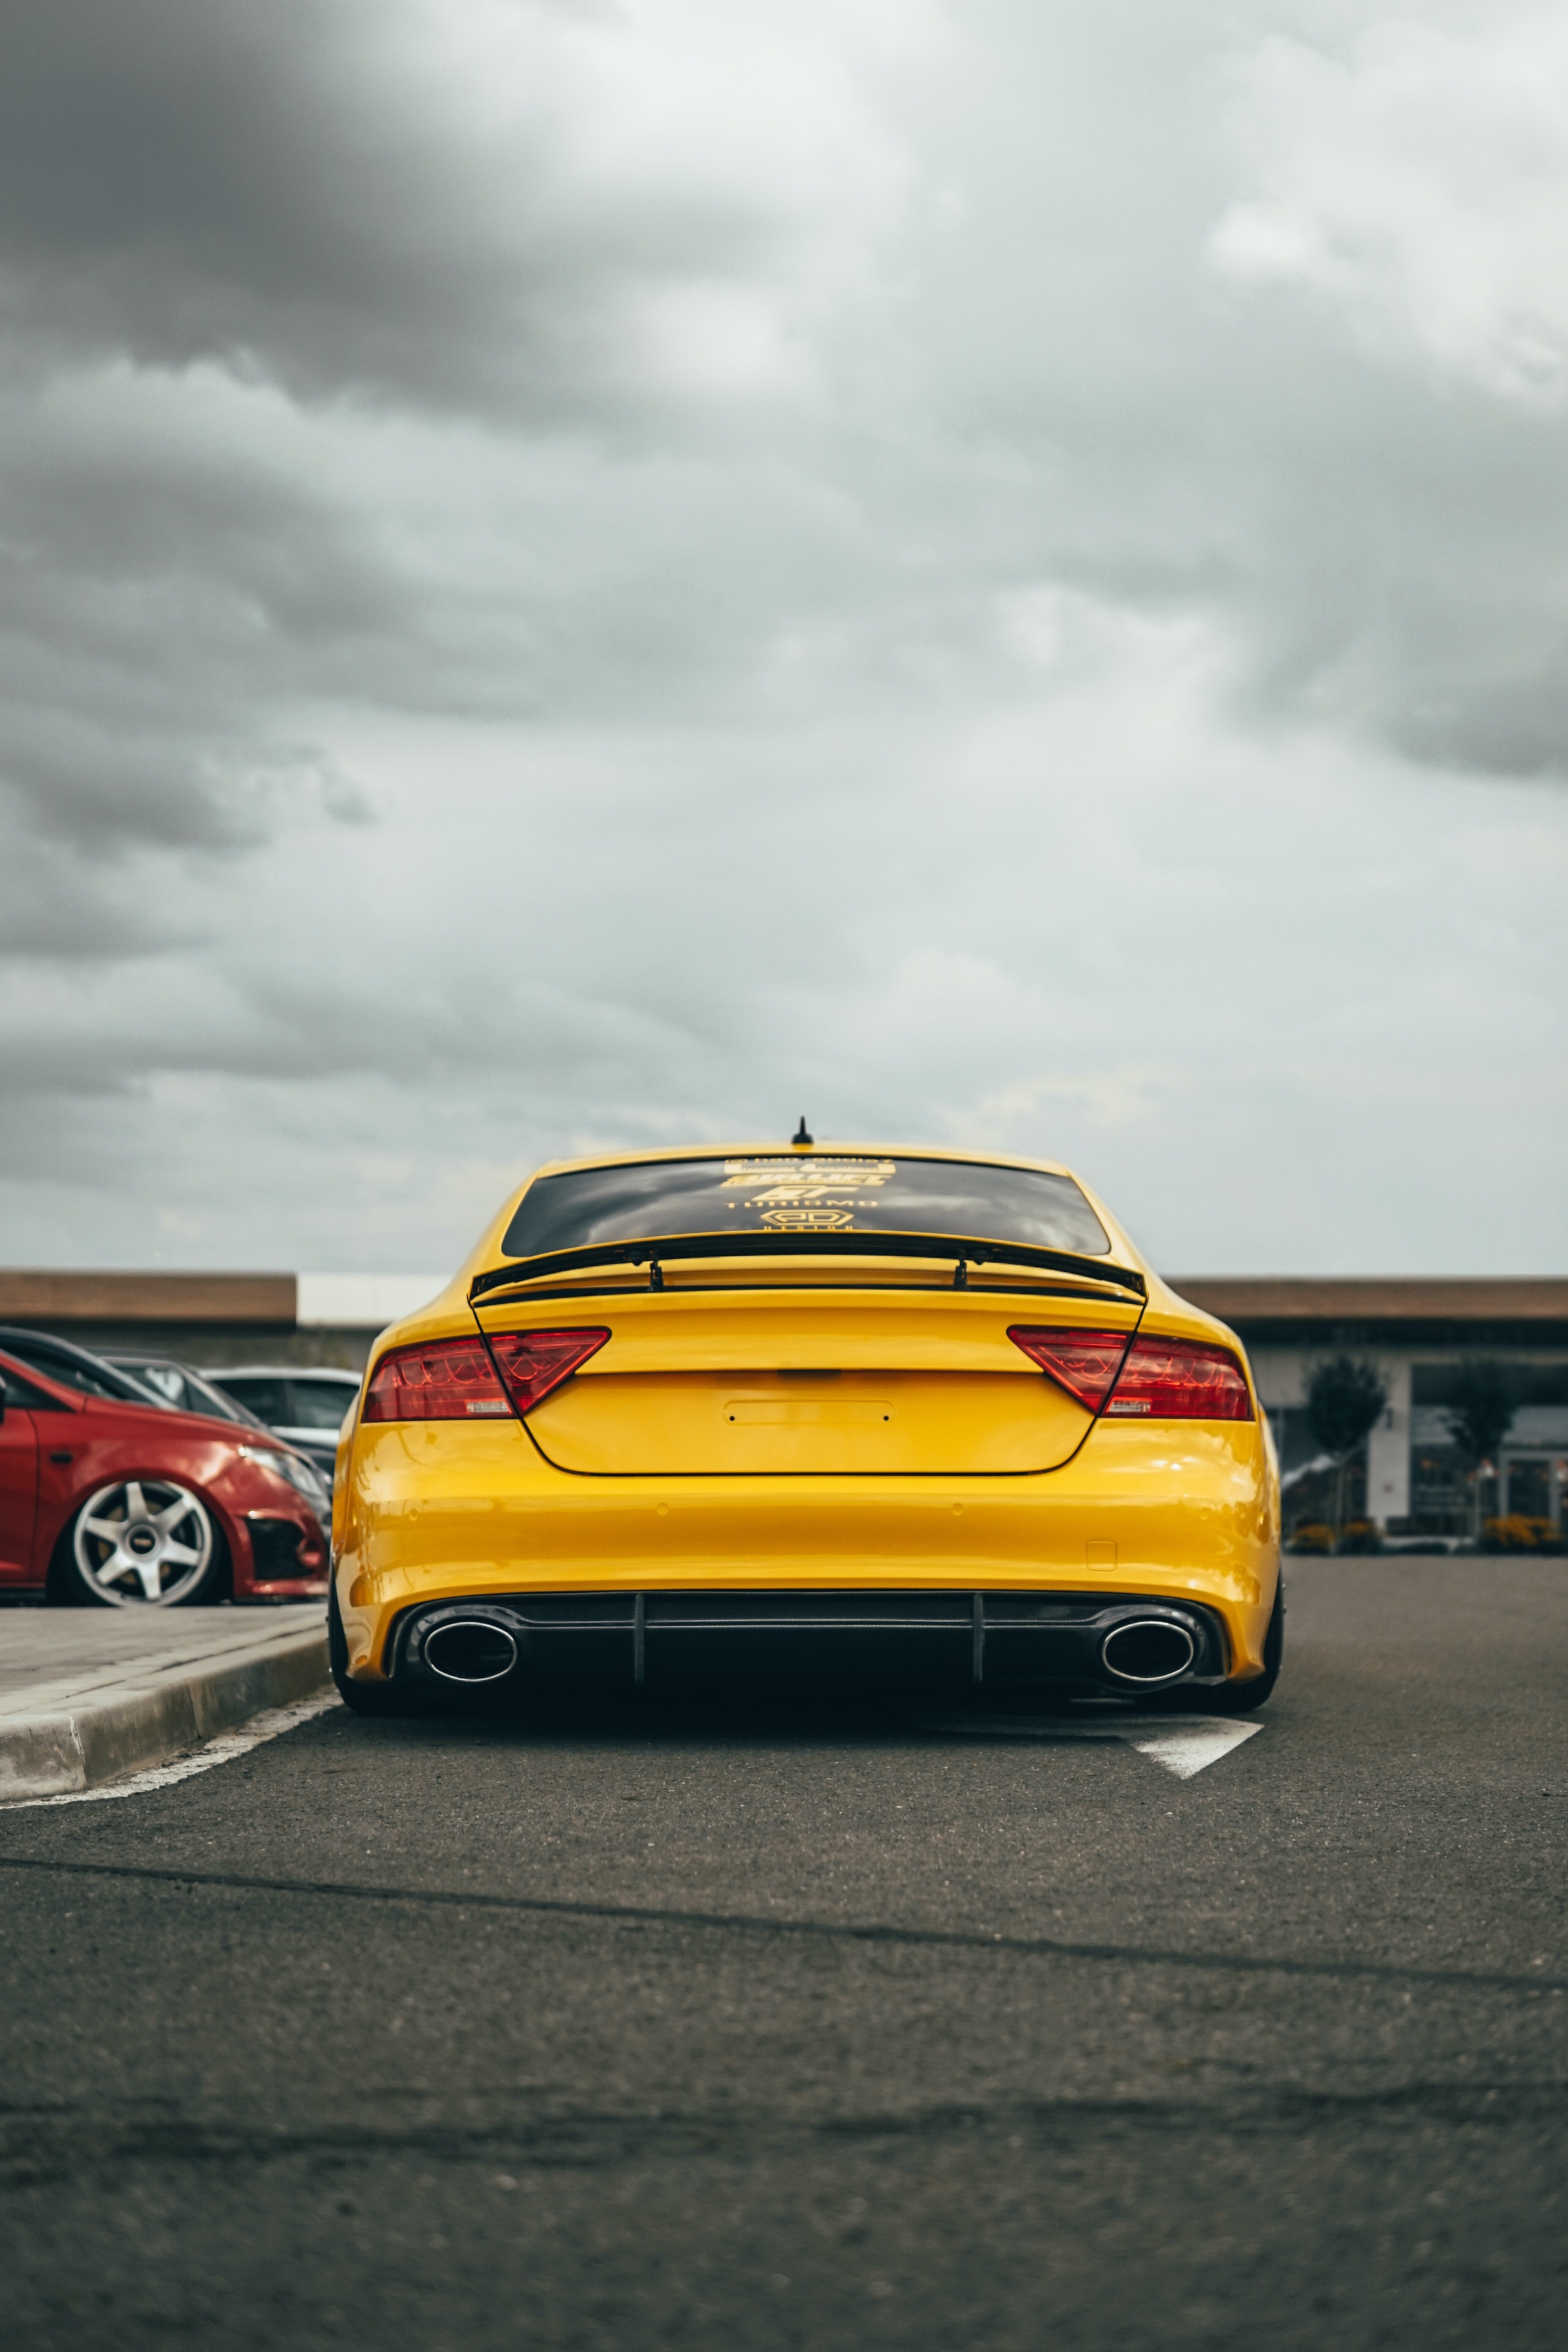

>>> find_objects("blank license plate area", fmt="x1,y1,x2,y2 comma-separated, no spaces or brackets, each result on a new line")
525,1369,1091,1473
724,1397,891,1426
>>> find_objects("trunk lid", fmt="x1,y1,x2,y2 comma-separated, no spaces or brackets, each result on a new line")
473,1280,1143,1475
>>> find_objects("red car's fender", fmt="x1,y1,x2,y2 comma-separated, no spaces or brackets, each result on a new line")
2,1350,327,1599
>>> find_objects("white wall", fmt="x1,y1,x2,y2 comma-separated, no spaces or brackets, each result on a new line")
1365,1361,1412,1526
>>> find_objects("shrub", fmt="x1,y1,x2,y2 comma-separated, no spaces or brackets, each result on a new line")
1288,1522,1335,1554
1338,1519,1383,1554
1304,1356,1389,1541
1442,1361,1520,1538
1481,1515,1563,1554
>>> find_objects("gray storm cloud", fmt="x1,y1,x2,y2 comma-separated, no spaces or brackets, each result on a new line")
0,0,767,412
0,0,1564,1274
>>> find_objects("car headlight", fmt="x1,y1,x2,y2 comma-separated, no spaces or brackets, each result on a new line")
239,1446,329,1509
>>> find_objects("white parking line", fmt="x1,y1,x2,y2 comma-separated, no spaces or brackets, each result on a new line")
0,1691,340,1810
1126,1719,1262,1778
909,1711,1264,1776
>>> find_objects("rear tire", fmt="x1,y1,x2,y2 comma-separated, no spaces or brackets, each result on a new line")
328,1574,422,1716
1203,1577,1284,1713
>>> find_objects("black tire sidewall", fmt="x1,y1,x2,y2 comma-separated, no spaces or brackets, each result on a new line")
329,1572,419,1715
328,1568,350,1679
1208,1576,1284,1711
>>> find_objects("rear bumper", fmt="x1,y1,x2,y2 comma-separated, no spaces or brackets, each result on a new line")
335,1418,1280,1686
391,1587,1229,1695
231,1508,329,1601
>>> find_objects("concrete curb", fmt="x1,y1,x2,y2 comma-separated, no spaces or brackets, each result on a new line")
0,1627,331,1801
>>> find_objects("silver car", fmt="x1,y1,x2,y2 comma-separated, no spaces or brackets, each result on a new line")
203,1366,363,1492
103,1351,272,1430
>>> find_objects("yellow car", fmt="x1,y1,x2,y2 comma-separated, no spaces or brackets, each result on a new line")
329,1140,1283,1715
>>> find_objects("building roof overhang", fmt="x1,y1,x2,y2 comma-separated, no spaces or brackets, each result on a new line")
1,1268,1565,1348
1169,1277,1568,1348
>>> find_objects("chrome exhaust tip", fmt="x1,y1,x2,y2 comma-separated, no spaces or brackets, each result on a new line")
1100,1618,1196,1686
421,1618,521,1685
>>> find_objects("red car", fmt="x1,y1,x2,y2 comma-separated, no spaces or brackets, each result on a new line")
0,1343,329,1606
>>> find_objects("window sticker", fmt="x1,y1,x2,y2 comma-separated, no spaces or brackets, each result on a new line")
719,1158,896,1230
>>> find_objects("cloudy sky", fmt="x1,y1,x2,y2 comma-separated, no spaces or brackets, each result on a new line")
2,0,1565,1277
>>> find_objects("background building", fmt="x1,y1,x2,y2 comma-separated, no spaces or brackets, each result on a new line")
1181,1279,1568,1537
3,1271,1564,1539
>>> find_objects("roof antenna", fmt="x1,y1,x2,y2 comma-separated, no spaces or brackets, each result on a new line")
791,1116,814,1148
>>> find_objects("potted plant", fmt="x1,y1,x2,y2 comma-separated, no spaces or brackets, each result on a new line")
1305,1356,1389,1547
1441,1361,1518,1542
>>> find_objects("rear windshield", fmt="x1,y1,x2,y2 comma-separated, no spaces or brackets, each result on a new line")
500,1155,1111,1260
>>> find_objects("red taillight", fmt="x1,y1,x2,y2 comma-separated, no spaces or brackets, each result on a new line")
1008,1325,1253,1419
364,1336,511,1422
487,1328,610,1415
1007,1328,1133,1410
364,1328,610,1422
1103,1335,1253,1421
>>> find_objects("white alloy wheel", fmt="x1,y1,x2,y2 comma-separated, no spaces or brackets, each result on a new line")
70,1478,216,1606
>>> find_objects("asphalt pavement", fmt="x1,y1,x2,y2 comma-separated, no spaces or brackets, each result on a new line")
1,1558,1564,2350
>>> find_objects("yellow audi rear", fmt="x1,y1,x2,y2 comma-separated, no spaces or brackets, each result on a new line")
329,1142,1282,1713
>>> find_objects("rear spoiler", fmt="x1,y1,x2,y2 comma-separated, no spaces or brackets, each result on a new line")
469,1229,1147,1303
